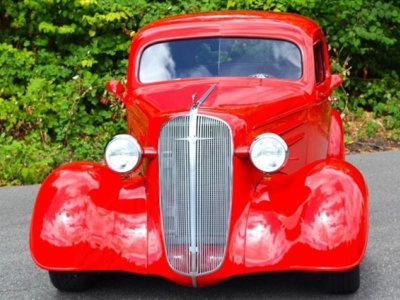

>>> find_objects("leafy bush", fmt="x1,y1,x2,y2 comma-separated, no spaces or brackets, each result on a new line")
227,0,400,130
0,0,226,185
1,0,399,185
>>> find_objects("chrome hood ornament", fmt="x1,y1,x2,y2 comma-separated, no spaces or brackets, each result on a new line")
191,84,217,112
176,84,217,144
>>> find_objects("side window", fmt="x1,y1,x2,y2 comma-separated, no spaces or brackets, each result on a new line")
314,41,325,84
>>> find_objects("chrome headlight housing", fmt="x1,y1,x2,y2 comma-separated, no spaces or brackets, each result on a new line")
250,133,288,173
104,134,142,173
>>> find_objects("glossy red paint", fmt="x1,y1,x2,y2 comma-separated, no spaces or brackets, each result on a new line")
105,80,125,100
244,159,368,272
327,108,345,159
30,163,150,273
30,11,368,290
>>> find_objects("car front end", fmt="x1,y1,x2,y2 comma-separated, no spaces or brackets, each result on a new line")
30,11,368,294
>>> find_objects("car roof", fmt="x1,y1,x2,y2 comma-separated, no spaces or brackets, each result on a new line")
139,10,322,40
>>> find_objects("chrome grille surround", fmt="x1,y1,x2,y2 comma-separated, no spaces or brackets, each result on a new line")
159,114,232,280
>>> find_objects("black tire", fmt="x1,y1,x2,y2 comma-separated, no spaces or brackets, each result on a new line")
321,265,360,294
49,271,95,292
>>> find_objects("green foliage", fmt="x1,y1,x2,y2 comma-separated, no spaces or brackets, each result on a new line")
1,0,400,185
227,0,400,128
0,0,225,185
0,132,65,186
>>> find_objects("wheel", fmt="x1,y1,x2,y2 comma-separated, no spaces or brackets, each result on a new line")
49,271,95,292
321,265,360,294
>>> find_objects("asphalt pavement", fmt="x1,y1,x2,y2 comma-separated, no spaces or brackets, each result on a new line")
0,151,399,299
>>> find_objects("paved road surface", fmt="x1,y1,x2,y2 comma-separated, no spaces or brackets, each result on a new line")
1,151,399,299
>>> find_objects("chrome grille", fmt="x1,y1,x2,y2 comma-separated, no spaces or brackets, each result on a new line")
159,115,232,275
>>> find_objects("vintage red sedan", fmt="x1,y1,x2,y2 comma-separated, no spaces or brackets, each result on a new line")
30,11,368,294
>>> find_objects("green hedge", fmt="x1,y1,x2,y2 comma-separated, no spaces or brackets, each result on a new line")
1,0,399,185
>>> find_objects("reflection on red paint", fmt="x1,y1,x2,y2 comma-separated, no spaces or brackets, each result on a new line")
40,173,149,265
301,168,363,250
245,211,291,266
147,220,163,264
245,162,365,267
41,196,148,265
229,208,248,265
327,109,345,159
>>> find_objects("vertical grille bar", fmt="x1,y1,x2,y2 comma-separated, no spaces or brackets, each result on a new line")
159,115,232,275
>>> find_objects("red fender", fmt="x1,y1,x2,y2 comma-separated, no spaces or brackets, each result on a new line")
29,162,155,273
244,158,368,273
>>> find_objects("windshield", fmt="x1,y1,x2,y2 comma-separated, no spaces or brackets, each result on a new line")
139,37,302,83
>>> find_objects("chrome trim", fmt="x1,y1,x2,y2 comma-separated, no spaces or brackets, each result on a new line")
159,109,232,286
188,84,216,277
191,84,216,112
250,133,289,173
104,134,142,173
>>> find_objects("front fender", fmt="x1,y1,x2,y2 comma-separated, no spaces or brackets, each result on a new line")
29,162,151,273
244,158,368,272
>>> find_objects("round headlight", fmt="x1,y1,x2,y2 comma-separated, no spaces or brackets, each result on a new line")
250,133,288,173
104,134,142,173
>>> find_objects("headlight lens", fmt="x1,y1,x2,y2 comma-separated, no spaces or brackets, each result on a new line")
104,134,142,173
250,133,288,173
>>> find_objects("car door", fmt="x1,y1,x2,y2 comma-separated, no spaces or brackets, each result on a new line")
306,38,333,163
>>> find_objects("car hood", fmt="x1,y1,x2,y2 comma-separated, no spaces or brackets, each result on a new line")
131,79,310,130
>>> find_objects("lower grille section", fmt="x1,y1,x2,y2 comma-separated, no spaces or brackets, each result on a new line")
159,115,232,275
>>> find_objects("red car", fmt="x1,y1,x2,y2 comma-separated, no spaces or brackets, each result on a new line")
30,11,369,294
